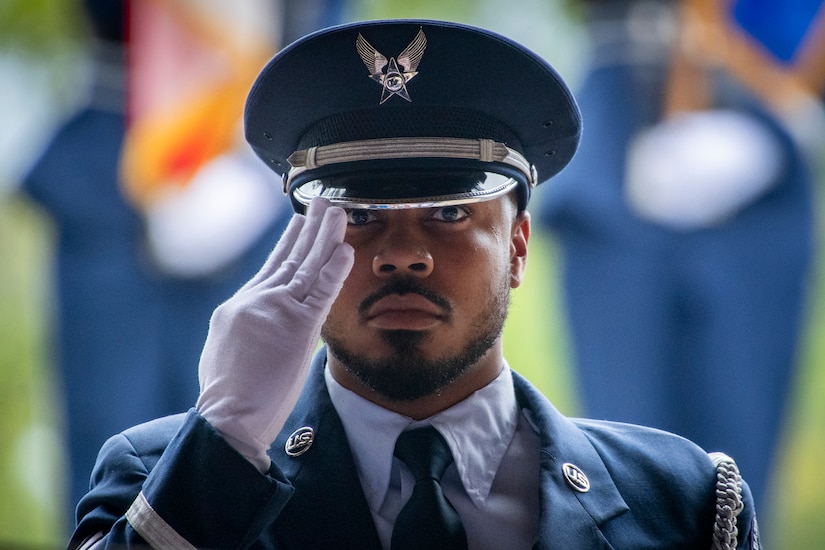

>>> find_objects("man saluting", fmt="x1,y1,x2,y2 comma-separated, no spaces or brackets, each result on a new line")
71,19,759,550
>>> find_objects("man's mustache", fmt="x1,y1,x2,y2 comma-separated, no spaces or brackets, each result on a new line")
358,277,453,316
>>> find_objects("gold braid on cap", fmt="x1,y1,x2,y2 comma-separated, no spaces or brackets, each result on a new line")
285,137,535,193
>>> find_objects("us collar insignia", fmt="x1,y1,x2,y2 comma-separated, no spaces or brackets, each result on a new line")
285,426,315,457
356,27,427,104
562,462,590,493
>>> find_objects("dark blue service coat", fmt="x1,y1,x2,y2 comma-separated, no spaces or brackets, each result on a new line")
71,350,759,549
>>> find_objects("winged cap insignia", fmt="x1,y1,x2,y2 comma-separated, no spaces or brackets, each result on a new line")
356,28,427,104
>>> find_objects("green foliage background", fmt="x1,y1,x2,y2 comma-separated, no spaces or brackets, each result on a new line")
1,1,823,548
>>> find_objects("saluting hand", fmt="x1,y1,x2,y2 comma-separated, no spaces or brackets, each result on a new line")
196,197,354,472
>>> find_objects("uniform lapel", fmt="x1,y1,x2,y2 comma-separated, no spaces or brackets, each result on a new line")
512,371,629,550
270,352,382,549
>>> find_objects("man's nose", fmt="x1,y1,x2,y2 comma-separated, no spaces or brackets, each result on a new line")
372,229,434,278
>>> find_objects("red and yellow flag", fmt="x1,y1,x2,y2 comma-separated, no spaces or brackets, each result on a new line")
120,0,278,208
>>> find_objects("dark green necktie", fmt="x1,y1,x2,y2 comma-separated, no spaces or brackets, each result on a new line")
390,427,468,550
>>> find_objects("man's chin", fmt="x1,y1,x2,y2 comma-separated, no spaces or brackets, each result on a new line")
323,332,496,402
378,328,428,351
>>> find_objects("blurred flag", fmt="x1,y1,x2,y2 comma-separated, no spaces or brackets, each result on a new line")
732,0,825,95
120,0,280,207
733,0,824,63
669,0,824,124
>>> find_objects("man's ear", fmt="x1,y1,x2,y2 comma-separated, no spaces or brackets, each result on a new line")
510,210,530,288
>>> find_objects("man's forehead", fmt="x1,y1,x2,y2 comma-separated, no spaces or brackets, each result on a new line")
244,19,581,213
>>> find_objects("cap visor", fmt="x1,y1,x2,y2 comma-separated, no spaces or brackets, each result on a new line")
291,168,521,209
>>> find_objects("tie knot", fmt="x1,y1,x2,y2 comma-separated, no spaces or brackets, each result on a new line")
394,427,454,482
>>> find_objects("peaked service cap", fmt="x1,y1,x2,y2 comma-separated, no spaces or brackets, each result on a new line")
244,19,581,212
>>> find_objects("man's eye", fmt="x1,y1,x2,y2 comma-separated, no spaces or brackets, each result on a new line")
346,209,377,225
432,205,469,222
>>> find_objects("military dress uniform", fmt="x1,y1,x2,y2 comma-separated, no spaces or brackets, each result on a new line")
69,19,761,549
71,350,759,549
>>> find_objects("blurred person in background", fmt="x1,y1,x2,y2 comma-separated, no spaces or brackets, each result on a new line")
537,0,823,524
19,0,347,519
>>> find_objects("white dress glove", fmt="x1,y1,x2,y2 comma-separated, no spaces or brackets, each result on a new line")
624,109,782,230
196,198,354,472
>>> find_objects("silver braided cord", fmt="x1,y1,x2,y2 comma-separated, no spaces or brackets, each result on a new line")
709,452,745,550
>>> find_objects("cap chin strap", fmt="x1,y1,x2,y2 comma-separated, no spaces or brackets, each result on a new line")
285,137,535,194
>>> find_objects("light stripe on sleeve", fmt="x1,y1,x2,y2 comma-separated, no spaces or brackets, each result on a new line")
126,491,198,550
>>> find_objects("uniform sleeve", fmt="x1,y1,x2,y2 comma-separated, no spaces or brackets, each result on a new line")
70,409,295,549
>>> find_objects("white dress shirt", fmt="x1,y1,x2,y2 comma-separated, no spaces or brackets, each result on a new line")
325,364,541,549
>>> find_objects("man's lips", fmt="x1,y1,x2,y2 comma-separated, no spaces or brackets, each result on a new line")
365,294,446,330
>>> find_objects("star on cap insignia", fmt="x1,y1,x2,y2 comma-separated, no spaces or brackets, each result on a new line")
356,28,427,104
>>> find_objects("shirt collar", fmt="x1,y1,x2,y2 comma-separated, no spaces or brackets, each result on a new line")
324,364,519,510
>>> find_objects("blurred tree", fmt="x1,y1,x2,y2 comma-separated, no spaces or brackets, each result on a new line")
355,0,473,21
0,1,88,546
0,0,85,53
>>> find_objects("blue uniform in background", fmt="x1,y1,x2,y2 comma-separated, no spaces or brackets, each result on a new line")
537,1,816,515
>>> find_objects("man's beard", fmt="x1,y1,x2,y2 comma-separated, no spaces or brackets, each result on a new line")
322,276,510,402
